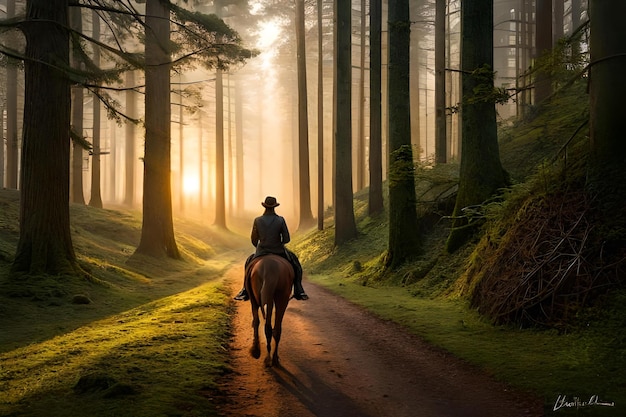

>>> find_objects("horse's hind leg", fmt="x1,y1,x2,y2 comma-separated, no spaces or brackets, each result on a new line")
271,308,287,367
250,307,261,359
263,304,274,367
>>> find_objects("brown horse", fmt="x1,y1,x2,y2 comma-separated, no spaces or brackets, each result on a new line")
246,254,294,367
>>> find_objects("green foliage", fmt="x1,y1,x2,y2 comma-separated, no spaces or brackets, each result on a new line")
465,64,510,106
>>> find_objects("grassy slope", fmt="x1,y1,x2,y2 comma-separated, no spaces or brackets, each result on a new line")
0,191,248,417
292,83,624,415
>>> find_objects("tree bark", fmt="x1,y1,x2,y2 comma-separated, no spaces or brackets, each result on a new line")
588,0,626,167
89,11,102,209
368,0,383,216
435,0,447,164
13,0,79,275
317,0,325,229
124,70,136,206
135,0,180,259
70,5,85,205
295,0,314,229
387,0,421,268
235,78,244,214
334,0,357,245
446,0,507,253
214,67,227,228
5,0,18,190
534,0,553,104
356,0,366,191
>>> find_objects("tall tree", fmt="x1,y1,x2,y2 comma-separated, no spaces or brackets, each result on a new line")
446,0,507,252
295,0,314,229
368,0,383,216
5,0,18,190
316,0,325,229
534,0,553,104
70,6,86,205
0,102,3,188
135,0,181,259
235,78,244,213
213,0,227,229
124,70,137,206
12,0,78,275
89,10,103,209
588,0,626,169
434,0,447,164
334,0,357,245
387,0,420,268
214,67,227,228
356,0,366,191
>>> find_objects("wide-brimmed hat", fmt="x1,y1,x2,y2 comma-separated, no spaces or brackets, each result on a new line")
262,196,280,208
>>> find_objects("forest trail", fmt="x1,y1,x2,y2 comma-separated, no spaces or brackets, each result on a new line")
217,265,543,417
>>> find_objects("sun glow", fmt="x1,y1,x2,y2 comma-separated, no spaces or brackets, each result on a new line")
254,18,286,69
182,175,200,196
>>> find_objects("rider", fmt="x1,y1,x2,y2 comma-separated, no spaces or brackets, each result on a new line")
234,196,309,301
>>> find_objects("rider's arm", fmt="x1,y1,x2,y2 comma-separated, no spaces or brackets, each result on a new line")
280,217,291,244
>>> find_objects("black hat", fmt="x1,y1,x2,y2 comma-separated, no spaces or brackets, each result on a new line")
262,196,280,208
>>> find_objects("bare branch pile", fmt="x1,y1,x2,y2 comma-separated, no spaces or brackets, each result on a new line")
470,191,625,327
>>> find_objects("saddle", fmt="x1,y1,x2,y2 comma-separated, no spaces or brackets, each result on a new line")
244,253,295,287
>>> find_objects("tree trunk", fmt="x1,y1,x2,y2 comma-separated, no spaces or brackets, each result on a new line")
0,103,3,188
356,0,366,191
70,6,85,205
534,0,553,104
554,0,564,43
295,0,314,229
214,68,227,228
588,0,626,168
13,0,79,275
446,0,507,253
135,0,181,259
368,0,383,216
235,79,244,214
5,0,18,190
317,0,325,229
334,0,357,245
435,0,447,164
89,11,103,209
571,0,582,29
124,70,136,206
387,0,421,268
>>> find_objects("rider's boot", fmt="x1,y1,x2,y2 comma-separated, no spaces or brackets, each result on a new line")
234,254,255,301
234,287,249,301
293,266,309,301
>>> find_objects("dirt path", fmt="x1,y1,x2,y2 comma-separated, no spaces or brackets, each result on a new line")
217,266,543,417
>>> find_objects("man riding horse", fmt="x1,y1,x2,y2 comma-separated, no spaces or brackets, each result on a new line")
234,196,309,301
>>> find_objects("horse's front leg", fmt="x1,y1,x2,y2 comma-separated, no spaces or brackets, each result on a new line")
250,306,261,359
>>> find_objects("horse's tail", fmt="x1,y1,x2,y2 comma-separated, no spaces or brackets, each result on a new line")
260,279,276,321
262,298,274,324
